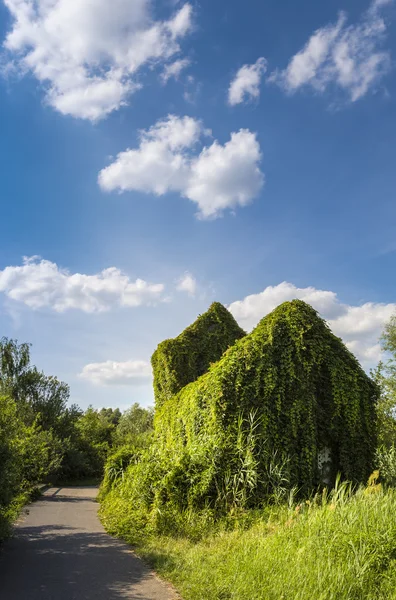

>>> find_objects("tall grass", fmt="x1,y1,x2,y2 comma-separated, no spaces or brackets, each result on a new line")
101,480,396,599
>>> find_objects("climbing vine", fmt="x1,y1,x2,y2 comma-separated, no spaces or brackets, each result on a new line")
101,300,379,538
154,300,378,499
151,302,246,407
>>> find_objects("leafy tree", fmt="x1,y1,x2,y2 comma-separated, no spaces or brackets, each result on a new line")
77,406,115,446
19,422,64,484
372,362,396,448
22,369,71,432
0,338,72,434
60,407,119,479
114,403,154,446
372,316,396,449
0,395,23,538
0,338,31,402
99,407,122,427
0,336,128,531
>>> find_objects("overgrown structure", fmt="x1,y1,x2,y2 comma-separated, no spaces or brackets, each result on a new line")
154,300,378,501
151,302,246,407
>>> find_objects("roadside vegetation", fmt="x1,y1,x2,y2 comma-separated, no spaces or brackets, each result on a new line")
2,299,396,598
0,336,152,541
99,301,396,600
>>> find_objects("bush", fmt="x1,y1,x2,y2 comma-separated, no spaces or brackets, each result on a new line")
99,445,143,499
151,302,246,407
0,396,23,539
376,445,396,487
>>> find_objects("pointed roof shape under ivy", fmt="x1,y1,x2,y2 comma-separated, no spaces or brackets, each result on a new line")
155,300,378,500
151,302,246,407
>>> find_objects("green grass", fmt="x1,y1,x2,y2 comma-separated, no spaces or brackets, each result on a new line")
101,484,396,600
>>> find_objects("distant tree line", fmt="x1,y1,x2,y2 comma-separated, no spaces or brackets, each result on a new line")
0,337,153,540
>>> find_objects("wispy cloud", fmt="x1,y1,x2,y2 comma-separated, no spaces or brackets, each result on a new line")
176,272,197,296
228,57,267,105
268,0,393,103
161,58,191,83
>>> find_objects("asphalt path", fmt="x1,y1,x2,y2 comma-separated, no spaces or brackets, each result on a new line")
0,487,177,600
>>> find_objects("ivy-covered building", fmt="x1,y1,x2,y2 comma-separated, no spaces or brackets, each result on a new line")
152,302,246,407
153,300,378,500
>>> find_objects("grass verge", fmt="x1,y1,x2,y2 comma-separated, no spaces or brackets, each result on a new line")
100,485,396,600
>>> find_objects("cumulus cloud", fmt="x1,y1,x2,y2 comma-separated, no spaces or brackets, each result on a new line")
0,257,165,312
228,282,396,368
161,58,191,83
176,272,197,296
79,360,152,386
228,57,267,105
269,0,393,102
2,0,193,120
98,114,264,219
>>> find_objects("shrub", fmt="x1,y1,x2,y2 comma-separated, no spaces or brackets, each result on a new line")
151,302,246,407
99,445,143,499
376,445,396,487
0,396,23,540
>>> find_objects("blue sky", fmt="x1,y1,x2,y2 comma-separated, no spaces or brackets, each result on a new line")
0,0,395,409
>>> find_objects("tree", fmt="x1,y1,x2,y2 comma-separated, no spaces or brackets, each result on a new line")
99,407,122,427
0,338,31,403
0,338,71,433
114,403,154,446
0,395,23,538
371,363,396,448
373,317,396,448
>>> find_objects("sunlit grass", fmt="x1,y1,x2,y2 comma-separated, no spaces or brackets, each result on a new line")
102,481,396,600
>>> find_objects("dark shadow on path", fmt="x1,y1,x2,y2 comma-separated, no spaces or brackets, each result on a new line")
0,495,174,600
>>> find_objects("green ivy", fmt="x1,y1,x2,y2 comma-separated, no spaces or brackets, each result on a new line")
151,302,246,407
101,300,379,539
154,300,378,501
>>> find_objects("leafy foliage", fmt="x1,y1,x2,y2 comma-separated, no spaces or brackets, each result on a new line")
0,395,24,539
113,403,154,447
371,363,396,449
151,302,246,407
155,300,378,500
376,445,396,488
0,337,134,539
130,484,396,600
101,300,378,546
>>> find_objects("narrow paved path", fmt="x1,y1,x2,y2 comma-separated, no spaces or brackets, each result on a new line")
0,487,177,600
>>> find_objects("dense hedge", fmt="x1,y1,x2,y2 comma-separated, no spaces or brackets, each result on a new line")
154,300,378,500
151,302,246,407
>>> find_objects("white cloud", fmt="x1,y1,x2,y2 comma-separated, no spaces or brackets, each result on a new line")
80,360,152,386
98,114,264,219
0,256,165,313
373,0,394,7
176,272,197,296
269,0,393,102
228,57,267,105
161,58,191,83
3,0,193,120
228,281,396,368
